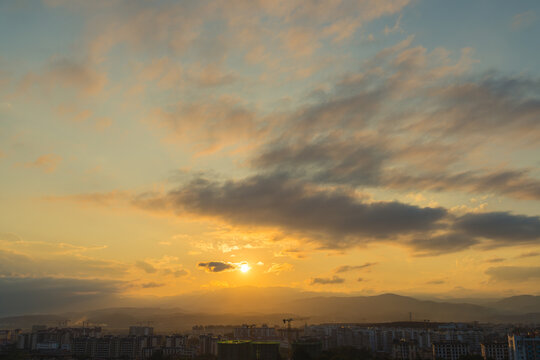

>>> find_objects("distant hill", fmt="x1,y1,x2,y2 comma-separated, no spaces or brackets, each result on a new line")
1,290,539,331
490,295,540,313
284,293,509,323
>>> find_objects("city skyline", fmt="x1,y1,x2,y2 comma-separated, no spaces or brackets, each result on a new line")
1,0,540,312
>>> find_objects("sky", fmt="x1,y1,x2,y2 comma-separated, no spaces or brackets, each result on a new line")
0,0,539,312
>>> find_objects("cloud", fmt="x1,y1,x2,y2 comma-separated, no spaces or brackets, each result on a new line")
265,263,294,275
78,0,410,62
486,266,540,282
334,263,378,273
426,279,446,285
23,154,62,173
197,261,237,273
511,11,537,30
0,249,127,278
140,282,164,289
152,174,447,249
486,258,505,263
135,260,157,274
172,269,189,277
148,97,267,154
384,14,403,35
67,168,538,256
453,212,540,246
19,58,107,96
0,233,21,242
58,171,540,256
248,44,540,201
384,169,540,201
45,190,131,206
407,232,479,256
0,276,123,317
252,135,389,187
310,275,345,285
516,251,540,258
187,64,237,87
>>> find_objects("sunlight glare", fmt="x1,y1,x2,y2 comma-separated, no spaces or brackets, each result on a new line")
240,263,251,273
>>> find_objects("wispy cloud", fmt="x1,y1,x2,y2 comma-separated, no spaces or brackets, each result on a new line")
310,275,345,285
486,266,540,282
22,154,62,173
511,11,537,30
265,263,294,275
334,263,378,273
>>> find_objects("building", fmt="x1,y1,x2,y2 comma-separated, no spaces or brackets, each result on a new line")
252,342,280,360
218,340,252,360
218,340,280,360
433,341,469,360
292,340,323,360
482,342,509,360
235,325,277,340
129,326,154,337
508,334,540,360
393,339,418,360
199,334,220,356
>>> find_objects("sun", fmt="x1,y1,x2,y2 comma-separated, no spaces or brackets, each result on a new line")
240,263,251,273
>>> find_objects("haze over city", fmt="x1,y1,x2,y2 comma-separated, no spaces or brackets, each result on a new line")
0,0,539,321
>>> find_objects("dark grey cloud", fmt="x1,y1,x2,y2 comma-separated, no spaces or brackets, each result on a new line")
197,261,237,273
163,174,447,249
335,262,378,273
407,232,479,256
486,258,505,263
404,212,540,255
485,266,540,282
252,136,389,187
247,45,540,202
310,275,345,285
516,251,540,258
0,277,123,317
129,173,540,255
454,212,540,245
255,133,540,200
384,170,540,201
163,269,189,277
425,75,540,138
141,282,164,288
135,260,157,274
426,280,446,285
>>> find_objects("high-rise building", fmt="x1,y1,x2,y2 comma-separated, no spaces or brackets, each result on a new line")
218,340,252,360
252,342,280,360
432,341,469,360
482,342,509,360
292,340,323,360
393,339,418,360
128,326,153,337
235,325,277,340
508,334,540,360
217,340,280,360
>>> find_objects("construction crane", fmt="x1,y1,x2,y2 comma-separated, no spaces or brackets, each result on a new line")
283,318,309,360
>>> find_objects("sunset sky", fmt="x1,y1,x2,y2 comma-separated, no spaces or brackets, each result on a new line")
0,0,539,310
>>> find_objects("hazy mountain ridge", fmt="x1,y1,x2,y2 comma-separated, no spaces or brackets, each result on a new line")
1,291,539,331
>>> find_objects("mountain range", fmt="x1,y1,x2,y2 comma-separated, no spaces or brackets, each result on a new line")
1,288,538,332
